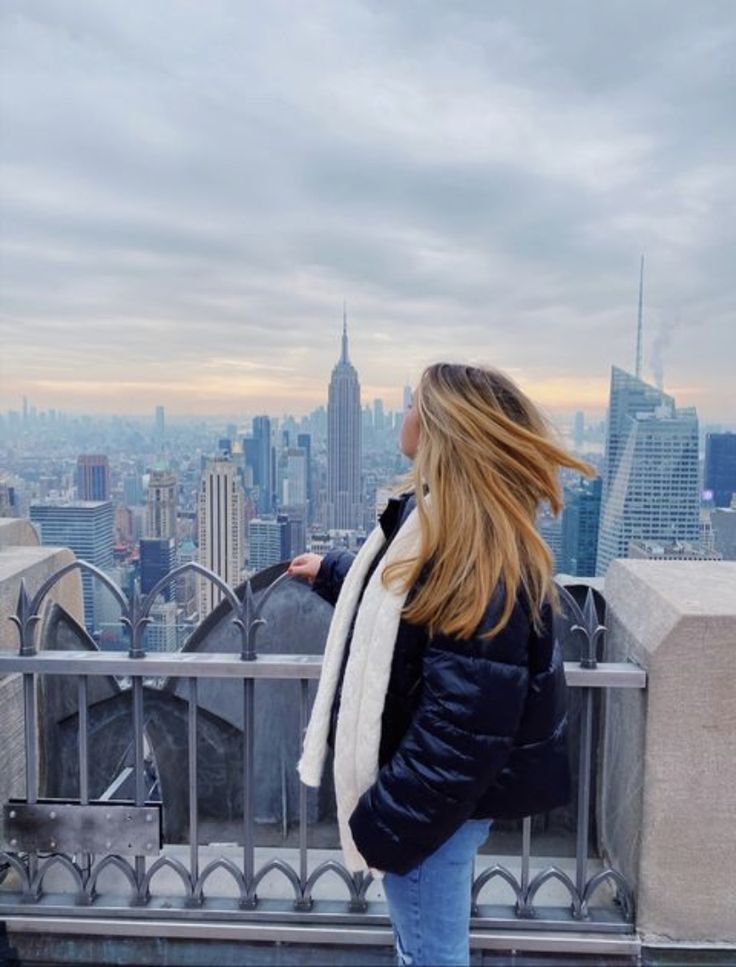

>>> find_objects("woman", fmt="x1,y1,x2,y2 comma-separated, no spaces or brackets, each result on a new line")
288,362,597,966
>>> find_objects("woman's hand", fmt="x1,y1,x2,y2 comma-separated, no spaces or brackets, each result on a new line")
287,552,323,584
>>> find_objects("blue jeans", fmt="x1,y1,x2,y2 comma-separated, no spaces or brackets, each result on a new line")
382,817,492,966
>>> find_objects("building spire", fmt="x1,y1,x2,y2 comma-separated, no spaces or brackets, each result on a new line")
635,254,644,379
341,300,349,363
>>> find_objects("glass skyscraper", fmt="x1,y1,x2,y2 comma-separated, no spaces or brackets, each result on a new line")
247,416,274,516
29,500,114,632
595,366,699,576
561,476,602,576
704,432,736,508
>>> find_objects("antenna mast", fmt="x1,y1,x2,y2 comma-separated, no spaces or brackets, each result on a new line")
341,300,349,363
635,254,644,379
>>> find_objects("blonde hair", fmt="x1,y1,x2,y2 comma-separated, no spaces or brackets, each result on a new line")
381,362,598,641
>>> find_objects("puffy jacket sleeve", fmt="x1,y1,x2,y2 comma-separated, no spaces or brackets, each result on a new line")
348,593,531,875
311,548,356,607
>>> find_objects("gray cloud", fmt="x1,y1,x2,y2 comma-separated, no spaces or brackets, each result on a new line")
0,0,734,418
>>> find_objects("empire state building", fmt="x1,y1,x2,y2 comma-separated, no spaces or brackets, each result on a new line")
327,309,363,530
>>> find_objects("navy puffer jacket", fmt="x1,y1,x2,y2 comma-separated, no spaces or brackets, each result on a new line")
312,492,571,876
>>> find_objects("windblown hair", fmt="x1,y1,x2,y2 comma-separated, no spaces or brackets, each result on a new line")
381,362,598,641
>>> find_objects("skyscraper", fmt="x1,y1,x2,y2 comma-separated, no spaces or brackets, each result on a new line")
30,501,114,631
0,480,18,517
146,471,177,540
560,476,602,576
536,506,562,570
711,502,736,560
246,416,273,516
704,432,736,508
296,432,312,523
595,366,700,575
373,398,385,431
76,455,111,501
327,308,363,530
140,537,177,602
122,473,144,507
197,458,244,618
248,516,289,571
283,446,308,515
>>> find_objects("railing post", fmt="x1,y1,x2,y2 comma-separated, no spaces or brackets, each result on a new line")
241,578,257,908
186,676,200,906
12,581,40,902
295,677,312,910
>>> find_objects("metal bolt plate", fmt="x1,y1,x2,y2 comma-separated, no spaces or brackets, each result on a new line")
1,800,161,856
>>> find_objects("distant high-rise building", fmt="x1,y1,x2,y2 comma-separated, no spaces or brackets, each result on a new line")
403,384,413,411
155,405,165,440
704,432,736,508
146,471,177,540
536,506,562,571
573,411,585,451
282,447,308,514
30,501,114,631
327,308,363,530
76,455,111,501
283,514,306,558
297,433,312,523
115,505,135,543
140,537,177,602
146,600,179,652
373,399,385,432
245,416,273,515
248,516,288,571
560,476,602,576
176,538,199,612
122,474,144,507
711,500,736,560
197,458,244,618
595,366,700,576
0,480,18,517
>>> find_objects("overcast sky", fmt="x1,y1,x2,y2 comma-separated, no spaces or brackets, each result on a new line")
1,1,734,422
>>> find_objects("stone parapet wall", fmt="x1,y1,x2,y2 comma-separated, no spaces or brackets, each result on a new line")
0,534,84,818
601,559,736,944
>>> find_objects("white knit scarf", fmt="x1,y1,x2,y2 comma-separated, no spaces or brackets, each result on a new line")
296,496,426,880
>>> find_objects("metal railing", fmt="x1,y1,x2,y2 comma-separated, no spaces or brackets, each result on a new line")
0,560,646,943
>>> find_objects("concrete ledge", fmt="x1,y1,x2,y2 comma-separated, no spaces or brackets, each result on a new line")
1,545,84,653
0,517,40,550
5,915,640,958
0,542,84,830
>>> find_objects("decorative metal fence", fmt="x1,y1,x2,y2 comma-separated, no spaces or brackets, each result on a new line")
0,560,646,939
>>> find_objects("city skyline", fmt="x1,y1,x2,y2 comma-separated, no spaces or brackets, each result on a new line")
1,3,734,423
2,348,728,424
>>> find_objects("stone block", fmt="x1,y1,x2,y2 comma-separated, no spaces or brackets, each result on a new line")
601,560,736,944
